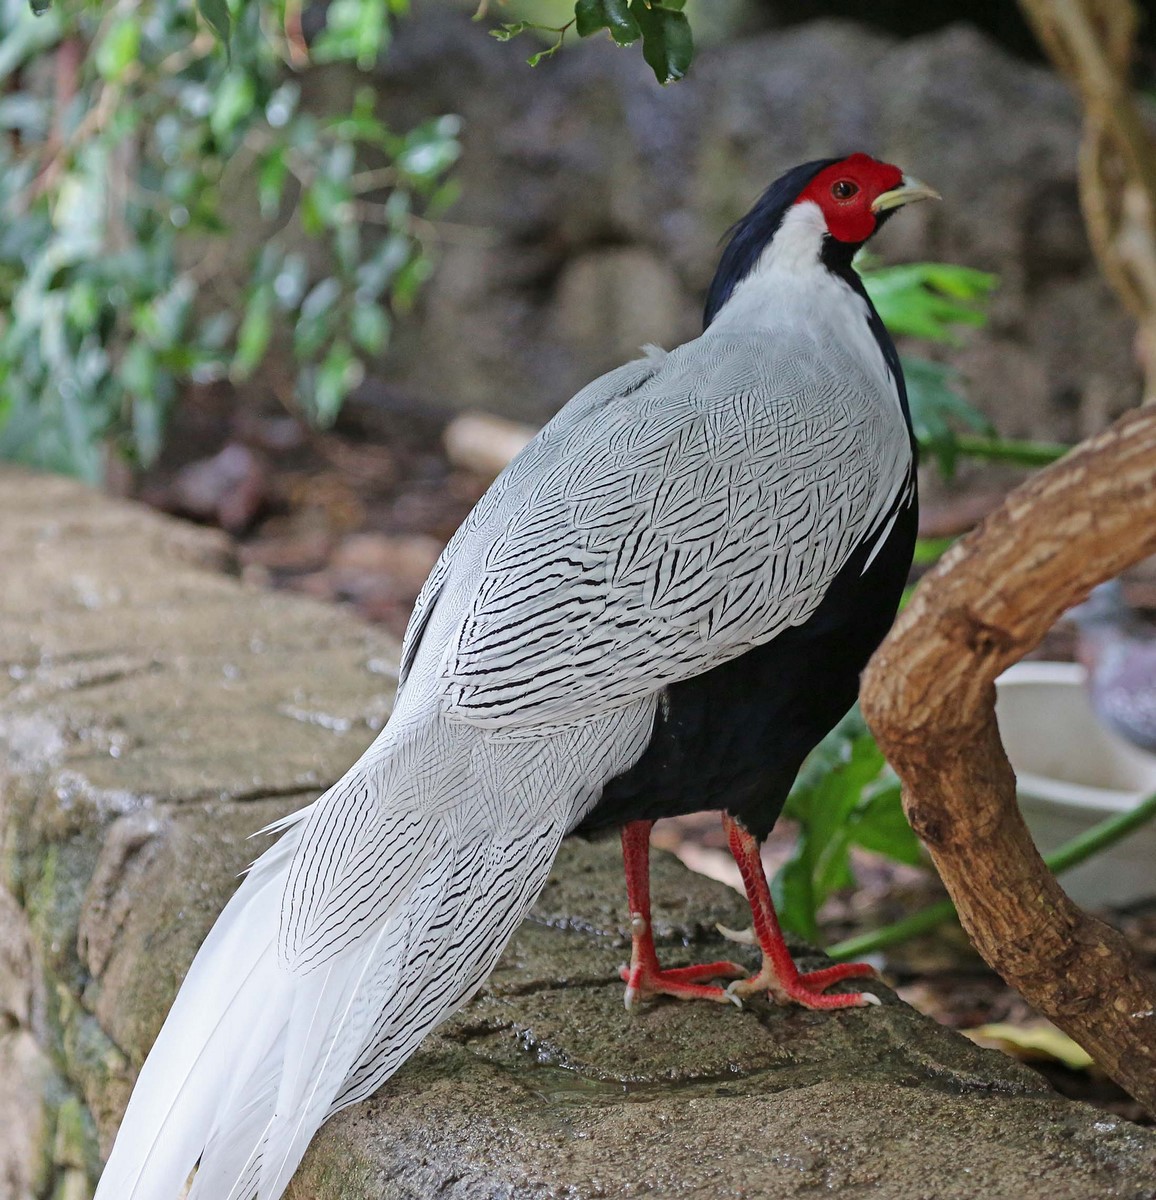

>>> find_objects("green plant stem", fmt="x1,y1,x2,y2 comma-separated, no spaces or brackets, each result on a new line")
950,434,1070,467
826,789,1156,961
913,536,955,565
826,898,956,960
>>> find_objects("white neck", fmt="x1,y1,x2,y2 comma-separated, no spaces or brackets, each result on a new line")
758,201,828,274
702,202,902,430
710,201,839,328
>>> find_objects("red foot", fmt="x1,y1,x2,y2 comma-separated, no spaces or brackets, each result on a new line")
616,818,884,1015
618,822,748,1009
727,958,881,1009
796,961,879,993
620,957,746,1008
723,815,883,1011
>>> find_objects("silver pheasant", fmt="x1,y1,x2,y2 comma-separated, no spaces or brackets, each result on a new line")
94,153,935,1200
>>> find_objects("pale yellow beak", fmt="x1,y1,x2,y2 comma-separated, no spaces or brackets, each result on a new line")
870,175,941,214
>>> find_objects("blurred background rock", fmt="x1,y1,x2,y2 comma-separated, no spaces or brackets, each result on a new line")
366,3,1135,441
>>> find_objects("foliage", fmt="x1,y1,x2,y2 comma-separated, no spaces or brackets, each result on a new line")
0,0,459,479
863,261,996,344
903,359,995,477
862,261,999,477
487,0,693,83
772,707,923,940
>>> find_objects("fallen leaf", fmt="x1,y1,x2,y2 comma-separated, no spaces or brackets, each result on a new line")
963,1021,1094,1070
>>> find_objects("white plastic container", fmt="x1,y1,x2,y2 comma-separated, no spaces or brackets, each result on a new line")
995,660,1156,908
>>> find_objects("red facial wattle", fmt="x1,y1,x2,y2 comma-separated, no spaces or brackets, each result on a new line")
795,154,906,244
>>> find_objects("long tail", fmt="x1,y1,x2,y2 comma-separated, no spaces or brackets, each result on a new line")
93,784,567,1200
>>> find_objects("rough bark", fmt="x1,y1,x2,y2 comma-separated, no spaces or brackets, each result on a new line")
862,405,1156,1114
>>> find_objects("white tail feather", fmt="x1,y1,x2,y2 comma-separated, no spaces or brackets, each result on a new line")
93,818,307,1200
95,786,569,1200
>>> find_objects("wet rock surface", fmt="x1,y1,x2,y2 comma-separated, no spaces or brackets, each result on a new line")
290,839,1156,1200
3,468,1156,1199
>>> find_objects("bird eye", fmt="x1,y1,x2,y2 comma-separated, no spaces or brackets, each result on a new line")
831,180,859,200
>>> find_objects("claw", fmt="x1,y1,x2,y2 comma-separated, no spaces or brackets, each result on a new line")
618,824,747,1010
716,922,758,945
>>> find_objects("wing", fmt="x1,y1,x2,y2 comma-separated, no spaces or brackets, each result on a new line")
396,351,667,691
432,329,912,730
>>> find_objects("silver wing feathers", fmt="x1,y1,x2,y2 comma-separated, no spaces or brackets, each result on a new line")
436,330,911,730
396,351,666,691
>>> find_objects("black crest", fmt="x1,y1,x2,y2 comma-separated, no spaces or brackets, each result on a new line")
702,158,838,328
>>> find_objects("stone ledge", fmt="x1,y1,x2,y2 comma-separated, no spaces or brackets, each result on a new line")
1,466,1155,1200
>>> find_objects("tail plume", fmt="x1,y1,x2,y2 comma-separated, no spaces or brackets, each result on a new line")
93,789,567,1200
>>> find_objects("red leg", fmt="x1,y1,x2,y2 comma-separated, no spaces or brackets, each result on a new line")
723,814,881,1010
619,821,745,1008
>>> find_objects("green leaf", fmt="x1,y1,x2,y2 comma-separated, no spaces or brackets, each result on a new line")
294,277,342,359
849,782,924,866
119,339,157,400
391,252,432,311
631,1,693,84
132,390,169,466
774,713,904,938
197,0,232,45
258,150,289,219
301,176,351,235
784,707,869,814
312,0,390,70
396,117,461,182
209,72,256,141
138,279,193,351
356,234,410,300
527,42,564,68
334,222,361,277
351,302,391,354
233,284,274,379
426,178,462,219
311,339,363,426
913,535,954,566
810,735,887,899
575,0,641,45
490,22,532,42
574,0,603,37
772,852,819,943
65,280,101,332
864,262,997,345
272,254,308,310
95,19,140,82
265,83,300,129
904,355,993,479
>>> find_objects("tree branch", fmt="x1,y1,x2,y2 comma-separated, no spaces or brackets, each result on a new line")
1018,0,1156,399
862,405,1156,1114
